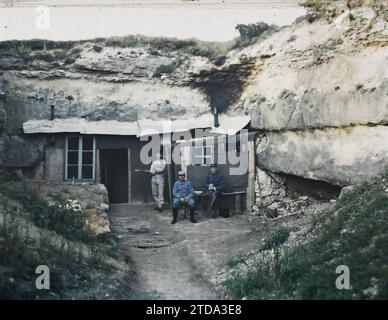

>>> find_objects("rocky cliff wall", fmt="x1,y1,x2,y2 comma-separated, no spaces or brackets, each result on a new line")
256,125,388,186
228,5,388,190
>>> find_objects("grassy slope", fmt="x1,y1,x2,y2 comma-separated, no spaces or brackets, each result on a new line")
0,176,137,299
225,171,388,299
0,22,279,66
0,37,231,63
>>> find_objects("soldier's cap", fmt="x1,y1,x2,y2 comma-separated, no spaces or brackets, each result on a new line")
210,164,218,168
178,170,185,176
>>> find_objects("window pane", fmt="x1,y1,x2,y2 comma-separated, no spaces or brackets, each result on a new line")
192,147,202,165
82,166,93,179
82,151,93,165
194,146,203,156
67,151,78,165
68,137,79,150
67,166,78,179
83,136,93,150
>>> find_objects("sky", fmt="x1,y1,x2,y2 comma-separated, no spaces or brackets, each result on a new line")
0,1,305,42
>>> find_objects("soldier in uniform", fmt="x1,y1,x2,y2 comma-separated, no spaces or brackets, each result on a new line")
204,164,224,217
150,153,167,212
171,171,197,224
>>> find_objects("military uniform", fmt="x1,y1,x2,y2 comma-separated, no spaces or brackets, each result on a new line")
150,158,167,210
204,172,224,198
204,168,224,217
171,172,197,224
172,180,195,209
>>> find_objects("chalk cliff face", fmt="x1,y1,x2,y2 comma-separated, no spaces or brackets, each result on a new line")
0,37,254,135
0,4,387,191
239,9,387,131
0,45,211,135
228,5,388,186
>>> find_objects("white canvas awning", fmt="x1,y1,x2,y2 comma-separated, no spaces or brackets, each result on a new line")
23,118,138,136
23,114,250,137
136,114,250,137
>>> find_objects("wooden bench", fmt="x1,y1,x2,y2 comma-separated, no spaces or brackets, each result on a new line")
193,190,246,215
221,191,246,214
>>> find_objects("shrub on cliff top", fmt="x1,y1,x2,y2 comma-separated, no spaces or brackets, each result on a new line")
233,22,279,49
301,0,326,13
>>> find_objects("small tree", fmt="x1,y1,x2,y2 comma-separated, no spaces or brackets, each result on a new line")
235,22,271,40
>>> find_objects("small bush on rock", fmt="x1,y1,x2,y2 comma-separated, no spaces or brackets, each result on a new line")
29,197,95,242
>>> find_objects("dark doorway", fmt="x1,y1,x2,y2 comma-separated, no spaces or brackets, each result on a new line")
100,149,128,203
130,141,153,203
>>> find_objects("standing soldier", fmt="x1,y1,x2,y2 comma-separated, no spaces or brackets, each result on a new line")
150,153,167,212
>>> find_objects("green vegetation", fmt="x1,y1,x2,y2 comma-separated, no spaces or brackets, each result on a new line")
53,49,68,60
226,253,247,268
0,35,232,65
0,174,132,299
96,29,280,58
0,39,82,63
0,21,279,66
29,197,95,243
261,226,290,251
0,177,95,243
0,198,111,299
101,35,234,61
153,62,178,77
233,22,279,49
225,171,388,299
93,45,103,53
32,52,56,62
0,39,70,58
301,0,326,13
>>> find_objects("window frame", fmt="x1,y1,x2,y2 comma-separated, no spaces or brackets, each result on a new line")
65,135,96,181
192,144,214,165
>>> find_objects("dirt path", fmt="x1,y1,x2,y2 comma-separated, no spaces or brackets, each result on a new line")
109,204,258,300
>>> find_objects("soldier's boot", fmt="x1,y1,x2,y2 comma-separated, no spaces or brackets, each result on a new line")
189,208,197,223
171,207,178,224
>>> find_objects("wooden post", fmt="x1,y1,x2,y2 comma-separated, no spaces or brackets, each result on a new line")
235,194,242,214
128,148,131,203
96,149,100,183
246,139,256,213
104,156,108,187
165,144,173,209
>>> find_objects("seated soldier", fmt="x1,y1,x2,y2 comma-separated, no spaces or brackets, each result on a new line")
171,171,197,224
204,164,224,217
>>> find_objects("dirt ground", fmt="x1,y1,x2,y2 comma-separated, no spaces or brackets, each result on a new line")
109,204,260,300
